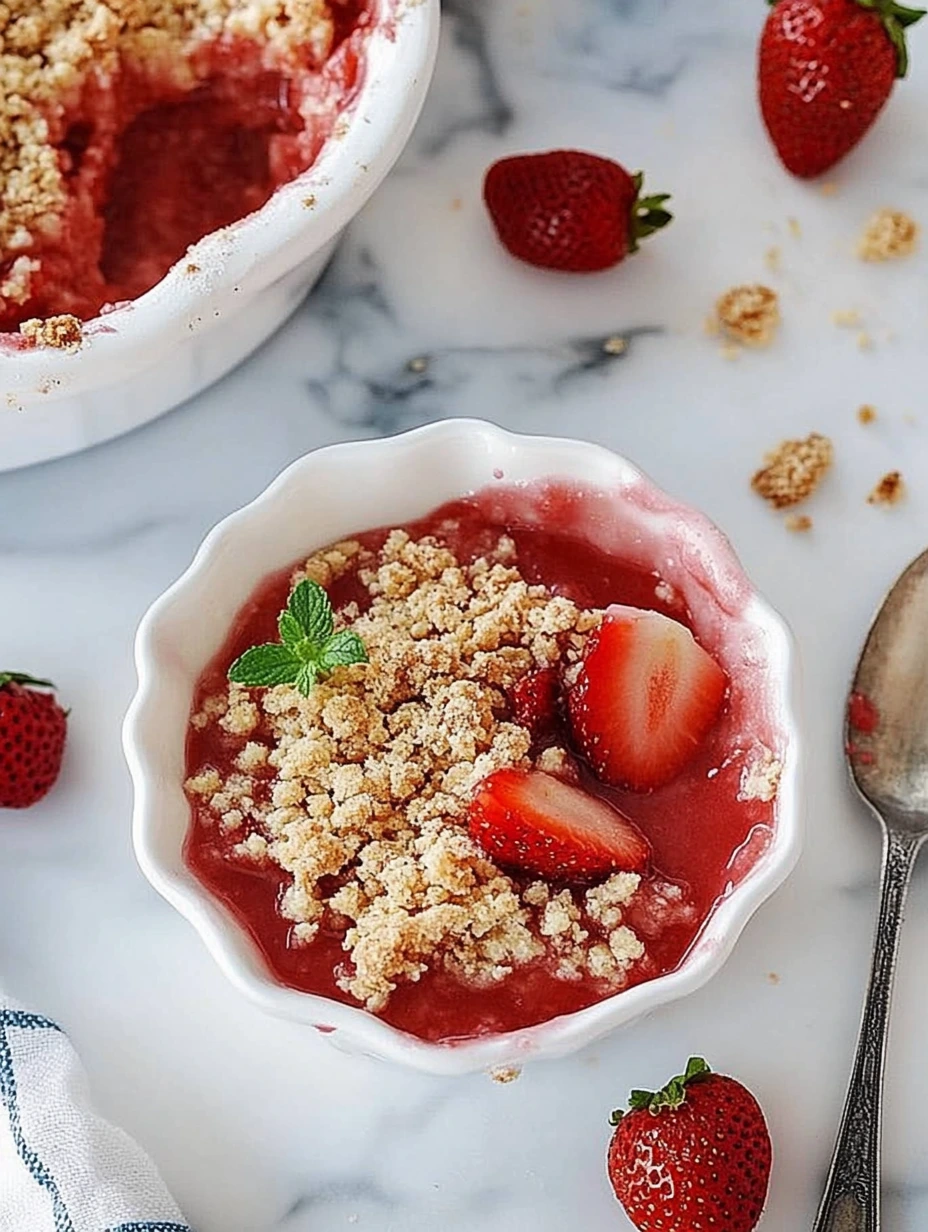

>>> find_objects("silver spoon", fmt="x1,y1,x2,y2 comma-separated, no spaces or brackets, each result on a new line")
813,548,928,1231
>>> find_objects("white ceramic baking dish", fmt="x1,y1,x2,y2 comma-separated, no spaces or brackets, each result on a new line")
0,0,439,473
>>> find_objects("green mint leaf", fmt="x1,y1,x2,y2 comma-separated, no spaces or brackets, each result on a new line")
288,579,333,645
294,662,320,697
318,630,369,674
278,610,304,649
228,644,301,688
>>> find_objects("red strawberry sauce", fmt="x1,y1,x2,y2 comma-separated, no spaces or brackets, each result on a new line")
0,2,372,333
186,489,778,1044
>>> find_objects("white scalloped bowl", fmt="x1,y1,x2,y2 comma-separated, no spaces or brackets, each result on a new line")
0,0,439,473
124,420,802,1075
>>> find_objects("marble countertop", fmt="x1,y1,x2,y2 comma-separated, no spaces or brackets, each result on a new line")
4,1,928,1228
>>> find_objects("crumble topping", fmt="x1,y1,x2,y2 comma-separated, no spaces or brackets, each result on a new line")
857,208,919,262
868,471,905,506
19,314,82,351
751,433,833,509
715,285,780,347
0,0,335,320
738,746,782,805
186,529,692,1012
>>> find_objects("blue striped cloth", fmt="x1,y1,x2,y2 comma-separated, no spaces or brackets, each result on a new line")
0,996,193,1232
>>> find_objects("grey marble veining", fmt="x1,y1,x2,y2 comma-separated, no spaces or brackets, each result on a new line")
3,0,928,1228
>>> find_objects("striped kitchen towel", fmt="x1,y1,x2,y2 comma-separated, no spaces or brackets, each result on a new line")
0,994,193,1232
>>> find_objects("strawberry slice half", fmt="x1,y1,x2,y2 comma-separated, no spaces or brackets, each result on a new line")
569,605,727,792
468,767,650,882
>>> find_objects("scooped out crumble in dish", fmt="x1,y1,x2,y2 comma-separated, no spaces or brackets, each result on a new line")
0,0,375,337
184,483,783,1044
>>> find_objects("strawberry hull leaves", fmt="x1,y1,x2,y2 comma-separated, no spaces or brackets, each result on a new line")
610,1056,711,1124
228,579,368,697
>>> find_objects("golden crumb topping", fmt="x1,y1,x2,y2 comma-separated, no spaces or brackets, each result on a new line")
785,514,812,533
857,208,919,262
868,471,905,506
857,404,877,425
19,313,82,350
751,433,833,509
0,0,334,260
715,284,780,347
186,530,697,1011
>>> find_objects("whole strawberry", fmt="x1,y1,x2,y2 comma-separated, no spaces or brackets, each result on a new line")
483,151,672,272
759,0,925,178
0,673,68,808
608,1057,772,1232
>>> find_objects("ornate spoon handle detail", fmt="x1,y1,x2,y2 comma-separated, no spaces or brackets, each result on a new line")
812,826,924,1232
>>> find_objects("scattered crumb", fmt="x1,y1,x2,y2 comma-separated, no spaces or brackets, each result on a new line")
788,217,802,239
857,404,877,425
767,972,781,985
820,182,839,197
185,263,200,274
868,471,905,506
450,196,463,211
407,356,429,373
857,331,873,351
832,308,863,328
19,314,83,352
302,195,317,209
715,285,780,347
751,433,834,509
602,334,627,356
904,413,917,426
785,514,813,533
489,1065,522,1084
764,246,781,273
720,343,741,361
857,208,919,262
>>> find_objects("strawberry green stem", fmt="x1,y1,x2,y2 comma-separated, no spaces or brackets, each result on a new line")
0,672,55,690
609,1057,710,1124
629,172,673,254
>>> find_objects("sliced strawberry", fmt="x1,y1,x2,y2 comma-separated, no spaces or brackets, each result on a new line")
468,767,650,882
508,666,560,737
569,605,727,792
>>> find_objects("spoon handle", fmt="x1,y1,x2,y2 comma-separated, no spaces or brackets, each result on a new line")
812,826,923,1232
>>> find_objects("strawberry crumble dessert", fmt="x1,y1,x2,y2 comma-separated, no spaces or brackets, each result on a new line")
0,0,373,336
184,485,783,1043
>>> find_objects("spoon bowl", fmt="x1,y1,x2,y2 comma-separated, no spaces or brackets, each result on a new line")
848,547,928,828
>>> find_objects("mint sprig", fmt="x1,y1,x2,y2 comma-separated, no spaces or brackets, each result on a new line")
228,579,368,697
